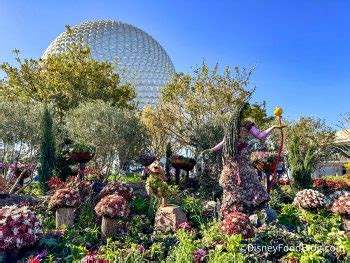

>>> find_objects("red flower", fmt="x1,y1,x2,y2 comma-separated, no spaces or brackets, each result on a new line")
98,182,133,201
220,212,255,239
325,180,336,189
313,178,325,187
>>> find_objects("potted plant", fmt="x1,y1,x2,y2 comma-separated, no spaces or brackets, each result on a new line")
94,194,130,240
48,188,81,229
250,151,279,173
68,142,96,163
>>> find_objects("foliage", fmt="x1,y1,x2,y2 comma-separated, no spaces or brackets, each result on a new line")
286,117,335,190
332,113,350,158
68,142,96,154
277,204,301,229
140,106,176,157
144,63,255,151
38,107,56,191
181,196,206,227
0,27,135,120
64,100,149,172
0,101,42,166
146,174,174,199
207,234,245,262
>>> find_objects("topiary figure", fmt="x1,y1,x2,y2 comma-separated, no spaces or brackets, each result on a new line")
220,211,255,239
293,189,326,211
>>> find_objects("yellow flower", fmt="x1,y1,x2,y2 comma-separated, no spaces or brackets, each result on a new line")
274,107,283,117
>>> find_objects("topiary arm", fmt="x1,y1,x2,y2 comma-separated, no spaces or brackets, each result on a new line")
250,125,275,140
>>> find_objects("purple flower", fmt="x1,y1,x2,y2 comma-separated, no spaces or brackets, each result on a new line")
192,249,206,262
35,249,47,260
56,230,63,237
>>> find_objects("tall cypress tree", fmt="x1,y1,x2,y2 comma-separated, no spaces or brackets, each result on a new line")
39,106,56,191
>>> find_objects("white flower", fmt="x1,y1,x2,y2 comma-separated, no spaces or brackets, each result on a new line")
0,219,6,225
4,237,12,244
24,219,31,225
16,238,23,248
11,214,20,220
13,227,19,235
0,230,3,239
28,228,33,234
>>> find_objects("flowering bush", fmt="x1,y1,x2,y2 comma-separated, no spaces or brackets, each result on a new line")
95,195,130,219
293,189,326,210
98,182,133,200
220,212,254,238
81,252,107,263
48,188,81,210
313,177,349,191
278,179,291,185
48,177,65,191
0,205,43,249
192,248,206,262
329,193,350,217
176,222,192,232
65,176,92,198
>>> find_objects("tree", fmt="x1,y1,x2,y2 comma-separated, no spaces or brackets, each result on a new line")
140,106,177,157
144,62,256,153
332,113,350,158
64,100,149,174
0,26,136,122
0,101,42,168
39,107,56,191
286,117,335,190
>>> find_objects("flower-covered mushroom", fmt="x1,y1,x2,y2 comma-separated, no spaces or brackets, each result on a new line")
48,188,81,210
293,189,326,210
95,194,130,219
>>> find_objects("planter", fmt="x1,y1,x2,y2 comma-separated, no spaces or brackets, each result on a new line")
69,151,94,163
56,207,75,229
253,160,277,173
101,216,119,240
169,156,196,171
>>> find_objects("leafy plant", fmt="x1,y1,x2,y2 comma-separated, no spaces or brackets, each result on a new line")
277,204,301,229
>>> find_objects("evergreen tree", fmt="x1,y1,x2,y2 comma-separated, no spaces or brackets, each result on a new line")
39,106,56,190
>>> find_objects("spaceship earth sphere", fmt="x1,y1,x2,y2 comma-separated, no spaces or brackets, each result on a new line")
43,20,175,107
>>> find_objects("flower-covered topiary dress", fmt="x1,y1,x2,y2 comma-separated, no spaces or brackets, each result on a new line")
210,105,274,215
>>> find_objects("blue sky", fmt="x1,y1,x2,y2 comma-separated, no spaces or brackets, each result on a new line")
0,0,349,127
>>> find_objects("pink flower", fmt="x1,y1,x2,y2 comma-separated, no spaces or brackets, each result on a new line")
95,195,130,219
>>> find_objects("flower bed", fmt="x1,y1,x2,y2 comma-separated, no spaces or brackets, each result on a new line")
0,205,43,249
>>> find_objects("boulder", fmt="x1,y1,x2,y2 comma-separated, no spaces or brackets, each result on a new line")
155,205,188,231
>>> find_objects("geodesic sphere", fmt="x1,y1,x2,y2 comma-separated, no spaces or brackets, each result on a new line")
43,20,175,107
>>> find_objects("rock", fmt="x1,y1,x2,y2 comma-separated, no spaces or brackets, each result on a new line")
155,205,188,231
0,194,36,208
126,181,149,198
249,214,259,226
261,207,277,224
